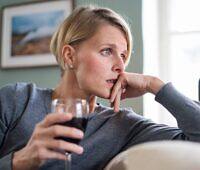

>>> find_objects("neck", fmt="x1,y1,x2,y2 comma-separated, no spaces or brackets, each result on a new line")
52,71,97,113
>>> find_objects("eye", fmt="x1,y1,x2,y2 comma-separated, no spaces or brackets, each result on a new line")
120,54,127,62
100,48,112,56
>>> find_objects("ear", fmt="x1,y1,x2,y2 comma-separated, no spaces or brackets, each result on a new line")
61,45,76,68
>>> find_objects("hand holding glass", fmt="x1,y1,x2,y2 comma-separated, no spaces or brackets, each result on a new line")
51,98,89,169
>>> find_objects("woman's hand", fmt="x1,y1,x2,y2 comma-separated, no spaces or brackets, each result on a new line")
12,113,84,170
110,72,165,112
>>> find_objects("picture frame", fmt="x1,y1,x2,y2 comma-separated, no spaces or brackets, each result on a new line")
1,0,73,68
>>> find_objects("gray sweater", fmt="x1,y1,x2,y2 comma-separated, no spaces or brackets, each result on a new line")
0,82,200,170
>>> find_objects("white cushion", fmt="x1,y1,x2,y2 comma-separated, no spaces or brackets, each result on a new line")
105,141,200,170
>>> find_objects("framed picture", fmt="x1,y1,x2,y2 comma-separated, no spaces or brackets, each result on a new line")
1,0,73,68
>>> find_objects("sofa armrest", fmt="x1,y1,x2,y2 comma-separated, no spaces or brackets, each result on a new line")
104,141,200,170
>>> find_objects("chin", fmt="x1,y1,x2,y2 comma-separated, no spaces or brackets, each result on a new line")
86,85,111,99
95,89,111,99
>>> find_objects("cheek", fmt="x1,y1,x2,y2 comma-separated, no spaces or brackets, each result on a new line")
77,58,104,85
87,59,106,75
76,57,111,96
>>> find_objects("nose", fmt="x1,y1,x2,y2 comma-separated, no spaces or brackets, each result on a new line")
111,56,125,73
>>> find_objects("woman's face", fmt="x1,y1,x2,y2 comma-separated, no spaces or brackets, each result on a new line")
73,24,128,99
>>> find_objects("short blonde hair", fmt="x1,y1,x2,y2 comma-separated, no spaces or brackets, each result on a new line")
50,5,133,73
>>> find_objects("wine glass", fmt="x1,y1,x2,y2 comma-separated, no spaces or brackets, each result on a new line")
51,98,89,170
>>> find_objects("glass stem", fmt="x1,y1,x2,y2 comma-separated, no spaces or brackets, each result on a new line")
65,153,71,170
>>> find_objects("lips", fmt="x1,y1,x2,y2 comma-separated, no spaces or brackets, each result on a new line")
106,79,117,84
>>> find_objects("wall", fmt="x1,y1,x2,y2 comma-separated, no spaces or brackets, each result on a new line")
0,0,143,113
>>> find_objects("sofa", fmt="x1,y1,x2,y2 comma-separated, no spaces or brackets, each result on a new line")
104,141,200,170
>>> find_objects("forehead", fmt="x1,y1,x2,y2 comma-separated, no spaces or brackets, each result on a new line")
82,24,128,50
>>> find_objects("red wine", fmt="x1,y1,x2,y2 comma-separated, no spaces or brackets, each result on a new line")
57,117,88,144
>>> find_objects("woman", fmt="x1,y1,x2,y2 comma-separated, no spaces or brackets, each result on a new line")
0,6,200,170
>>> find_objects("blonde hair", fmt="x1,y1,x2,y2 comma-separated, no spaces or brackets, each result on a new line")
50,5,133,74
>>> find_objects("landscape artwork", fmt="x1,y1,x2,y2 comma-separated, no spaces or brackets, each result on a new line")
1,0,72,68
11,11,64,56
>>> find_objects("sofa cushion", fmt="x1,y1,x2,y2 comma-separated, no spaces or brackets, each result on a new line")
104,141,200,170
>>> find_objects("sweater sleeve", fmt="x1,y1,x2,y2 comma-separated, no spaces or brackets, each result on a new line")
0,84,17,170
155,82,200,141
121,83,200,151
0,153,13,170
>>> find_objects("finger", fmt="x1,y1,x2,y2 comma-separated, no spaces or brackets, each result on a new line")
110,101,114,108
40,113,73,128
122,87,126,94
110,74,127,103
37,148,67,161
121,92,127,100
110,79,122,103
54,105,66,114
113,89,121,113
120,86,128,100
45,125,84,140
47,140,84,155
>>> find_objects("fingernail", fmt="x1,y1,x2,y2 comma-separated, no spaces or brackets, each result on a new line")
77,131,84,138
78,147,84,154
